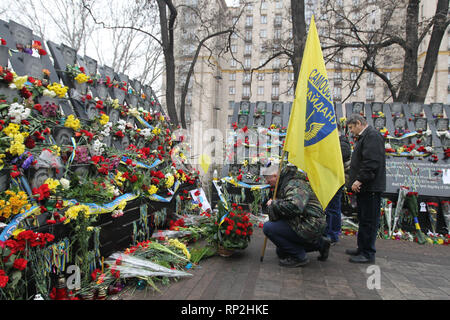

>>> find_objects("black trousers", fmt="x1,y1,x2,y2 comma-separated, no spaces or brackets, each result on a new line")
356,192,381,260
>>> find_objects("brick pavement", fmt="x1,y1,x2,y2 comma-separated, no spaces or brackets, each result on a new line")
119,227,450,300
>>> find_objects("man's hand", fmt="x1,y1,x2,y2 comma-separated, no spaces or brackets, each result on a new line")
351,180,362,193
266,199,273,207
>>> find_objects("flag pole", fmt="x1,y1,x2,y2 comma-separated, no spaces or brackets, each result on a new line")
260,148,286,262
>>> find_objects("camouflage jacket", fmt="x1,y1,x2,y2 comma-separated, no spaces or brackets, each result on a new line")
266,166,326,241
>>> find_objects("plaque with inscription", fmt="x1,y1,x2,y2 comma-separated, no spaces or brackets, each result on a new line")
431,103,443,117
374,117,386,130
394,117,406,130
256,102,266,112
371,102,383,114
385,158,450,197
352,102,364,115
390,103,403,116
272,115,282,127
238,115,248,126
414,118,427,131
240,101,250,114
410,103,423,116
272,102,283,114
436,118,449,131
8,21,33,48
254,116,265,126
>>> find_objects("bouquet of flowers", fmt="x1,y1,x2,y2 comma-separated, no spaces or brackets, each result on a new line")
205,198,253,252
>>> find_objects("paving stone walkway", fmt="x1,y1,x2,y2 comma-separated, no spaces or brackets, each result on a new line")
120,227,450,300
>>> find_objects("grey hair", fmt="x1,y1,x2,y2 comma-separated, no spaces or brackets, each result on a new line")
347,114,367,126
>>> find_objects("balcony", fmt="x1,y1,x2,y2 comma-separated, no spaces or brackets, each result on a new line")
366,95,375,101
367,79,376,86
242,94,251,100
272,78,280,85
271,95,279,101
334,78,342,85
242,78,251,85
245,23,253,29
244,51,252,57
274,20,282,28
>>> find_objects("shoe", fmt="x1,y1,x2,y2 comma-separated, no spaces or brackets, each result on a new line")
318,237,331,261
279,256,310,268
345,248,360,256
349,254,375,264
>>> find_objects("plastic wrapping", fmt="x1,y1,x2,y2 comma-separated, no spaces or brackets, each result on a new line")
35,149,63,169
151,229,193,239
106,253,192,279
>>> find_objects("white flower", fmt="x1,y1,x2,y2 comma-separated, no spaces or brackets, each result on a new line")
425,146,433,153
100,122,112,137
128,108,140,116
117,119,127,132
42,89,57,97
8,103,30,124
385,143,392,149
140,128,152,138
90,139,105,156
60,178,70,190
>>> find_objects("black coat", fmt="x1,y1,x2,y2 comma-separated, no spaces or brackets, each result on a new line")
349,125,386,193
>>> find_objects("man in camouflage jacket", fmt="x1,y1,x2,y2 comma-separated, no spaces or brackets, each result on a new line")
262,164,331,267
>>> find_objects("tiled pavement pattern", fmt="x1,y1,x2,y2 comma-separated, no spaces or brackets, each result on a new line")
120,228,450,300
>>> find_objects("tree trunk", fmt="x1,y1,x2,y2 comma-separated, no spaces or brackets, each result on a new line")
413,0,450,103
396,0,419,103
157,0,179,125
290,0,306,89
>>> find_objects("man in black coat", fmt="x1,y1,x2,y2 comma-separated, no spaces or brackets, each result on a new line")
346,114,386,263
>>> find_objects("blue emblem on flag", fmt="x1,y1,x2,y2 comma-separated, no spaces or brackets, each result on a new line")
304,69,337,147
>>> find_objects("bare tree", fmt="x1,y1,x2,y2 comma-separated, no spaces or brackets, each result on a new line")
319,0,450,103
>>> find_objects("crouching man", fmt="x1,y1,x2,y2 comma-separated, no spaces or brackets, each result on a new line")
262,163,331,267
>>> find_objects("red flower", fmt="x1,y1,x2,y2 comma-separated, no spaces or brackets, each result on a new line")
25,137,36,149
0,275,8,288
32,184,51,201
10,170,21,178
20,87,32,99
0,38,6,45
115,131,124,138
13,258,28,270
236,174,243,181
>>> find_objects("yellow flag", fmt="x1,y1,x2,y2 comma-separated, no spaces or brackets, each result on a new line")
199,153,211,174
284,16,345,209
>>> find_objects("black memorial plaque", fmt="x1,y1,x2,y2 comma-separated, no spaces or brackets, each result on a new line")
385,158,450,197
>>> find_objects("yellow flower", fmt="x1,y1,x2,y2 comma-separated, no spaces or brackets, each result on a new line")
168,239,190,260
99,114,109,126
44,178,60,192
147,185,158,195
165,174,175,189
51,145,61,156
74,73,89,84
114,171,126,187
159,115,165,121
64,205,91,223
65,114,81,131
7,134,25,156
3,123,20,136
13,75,28,89
152,127,161,135
112,99,120,109
47,82,68,98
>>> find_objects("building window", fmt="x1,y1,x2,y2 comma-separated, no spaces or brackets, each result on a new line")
275,0,282,9
366,87,374,100
333,87,341,100
260,29,267,38
243,73,251,83
274,14,282,26
257,73,265,81
274,29,281,40
245,30,252,41
350,72,357,81
261,15,267,24
231,44,237,53
272,86,279,97
288,72,295,82
243,86,251,97
245,44,252,55
230,59,237,67
229,73,236,81
244,58,251,69
246,15,253,27
229,86,235,95
351,56,359,66
261,0,267,10
287,87,294,96
257,86,264,95
273,58,280,69
272,72,280,83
